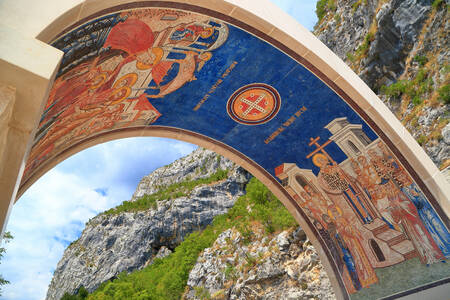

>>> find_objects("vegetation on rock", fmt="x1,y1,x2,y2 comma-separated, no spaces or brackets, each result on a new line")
314,0,449,167
61,287,88,300
102,168,229,215
351,0,367,13
438,84,449,105
316,0,337,22
64,178,296,299
431,0,445,9
380,67,434,106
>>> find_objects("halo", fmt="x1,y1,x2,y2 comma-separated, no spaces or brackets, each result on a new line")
113,73,138,89
109,86,131,105
136,47,164,70
312,153,328,167
136,61,152,70
200,27,214,38
199,51,212,61
89,73,107,90
151,47,164,65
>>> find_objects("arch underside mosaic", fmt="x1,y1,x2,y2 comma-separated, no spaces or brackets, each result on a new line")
20,6,450,300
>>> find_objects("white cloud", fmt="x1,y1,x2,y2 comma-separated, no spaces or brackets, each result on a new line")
1,138,196,300
1,171,110,300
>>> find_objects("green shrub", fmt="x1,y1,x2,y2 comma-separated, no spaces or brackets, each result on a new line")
194,286,211,300
380,80,406,98
328,0,337,12
417,135,427,146
334,13,341,23
0,232,13,296
346,52,356,63
316,0,327,21
245,178,296,233
413,55,428,66
437,84,450,104
224,263,238,281
432,0,444,9
352,0,363,12
356,33,375,57
61,293,78,300
316,0,337,22
412,95,422,106
61,286,89,300
380,68,433,106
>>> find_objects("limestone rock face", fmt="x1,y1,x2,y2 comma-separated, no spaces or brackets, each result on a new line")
184,227,336,300
363,0,430,87
315,0,431,89
314,0,449,169
132,147,236,200
315,0,378,66
45,148,251,300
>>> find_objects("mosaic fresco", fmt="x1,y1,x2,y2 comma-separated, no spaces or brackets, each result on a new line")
275,121,450,296
23,7,449,299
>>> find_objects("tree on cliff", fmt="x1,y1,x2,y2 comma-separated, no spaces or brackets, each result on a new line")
0,231,13,296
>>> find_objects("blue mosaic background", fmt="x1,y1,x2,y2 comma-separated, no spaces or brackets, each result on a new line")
149,25,378,177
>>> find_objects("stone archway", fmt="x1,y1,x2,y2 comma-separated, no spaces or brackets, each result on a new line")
0,1,449,299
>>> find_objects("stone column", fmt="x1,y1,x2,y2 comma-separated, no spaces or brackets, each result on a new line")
0,23,63,237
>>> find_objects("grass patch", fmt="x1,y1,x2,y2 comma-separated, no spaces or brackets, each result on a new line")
346,32,376,65
334,13,341,24
224,263,239,281
352,0,367,12
194,286,211,300
380,67,433,106
316,0,337,22
355,33,375,58
437,84,449,104
416,135,426,146
413,55,428,66
432,0,444,9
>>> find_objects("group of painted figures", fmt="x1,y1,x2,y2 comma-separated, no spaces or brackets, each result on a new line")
294,141,450,294
24,12,228,180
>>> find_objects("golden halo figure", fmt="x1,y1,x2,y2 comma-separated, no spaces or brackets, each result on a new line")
200,27,214,39
136,47,164,70
136,61,151,70
113,73,138,89
89,73,107,90
312,153,329,168
109,86,131,105
199,51,212,61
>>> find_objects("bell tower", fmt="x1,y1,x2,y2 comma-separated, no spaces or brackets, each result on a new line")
324,117,372,158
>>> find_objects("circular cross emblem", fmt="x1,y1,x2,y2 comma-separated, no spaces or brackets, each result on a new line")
227,83,281,125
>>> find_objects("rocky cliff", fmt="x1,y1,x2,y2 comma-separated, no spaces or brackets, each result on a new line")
314,0,449,169
46,148,251,300
184,226,335,300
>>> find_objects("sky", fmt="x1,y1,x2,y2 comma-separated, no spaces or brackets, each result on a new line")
0,2,318,299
